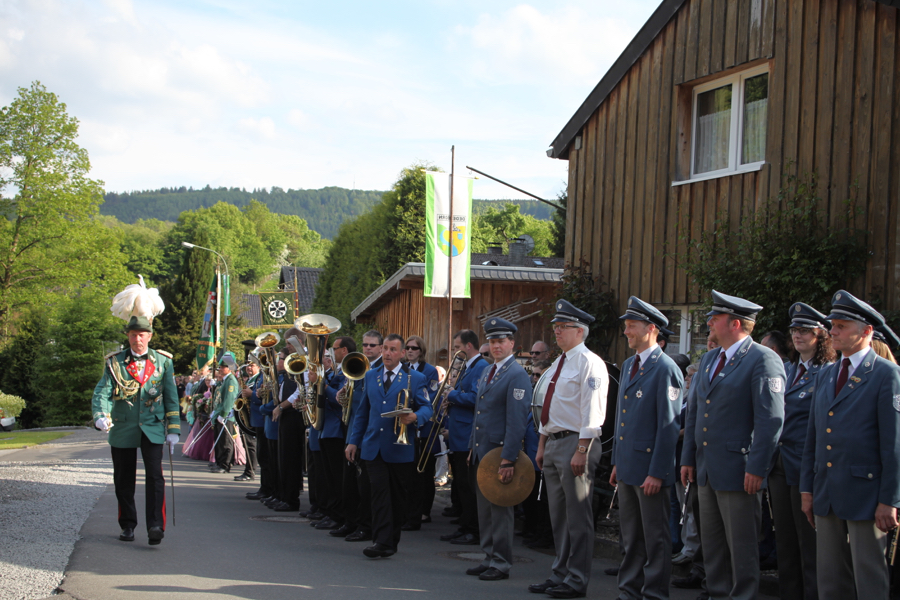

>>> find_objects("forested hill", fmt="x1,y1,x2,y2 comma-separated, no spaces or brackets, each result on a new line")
101,186,556,240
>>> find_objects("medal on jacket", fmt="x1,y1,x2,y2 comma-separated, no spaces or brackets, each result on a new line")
126,359,156,385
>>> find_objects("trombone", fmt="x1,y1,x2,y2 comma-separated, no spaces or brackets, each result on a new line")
416,351,468,473
340,352,369,425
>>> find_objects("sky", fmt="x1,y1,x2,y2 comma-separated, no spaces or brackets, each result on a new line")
0,0,661,201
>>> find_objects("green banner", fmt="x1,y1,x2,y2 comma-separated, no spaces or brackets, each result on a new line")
196,273,218,371
260,291,296,327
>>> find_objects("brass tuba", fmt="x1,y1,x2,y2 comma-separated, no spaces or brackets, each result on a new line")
253,331,281,403
416,351,468,472
340,352,369,425
295,314,341,430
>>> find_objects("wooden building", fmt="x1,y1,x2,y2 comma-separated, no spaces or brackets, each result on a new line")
351,254,563,363
549,0,900,365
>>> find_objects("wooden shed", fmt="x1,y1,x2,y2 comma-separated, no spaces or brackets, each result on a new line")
351,254,564,363
549,0,900,365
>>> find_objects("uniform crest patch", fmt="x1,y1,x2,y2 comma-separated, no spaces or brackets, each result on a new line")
228,386,234,393
430,380,440,391
513,388,525,400
668,386,679,401
767,377,784,394
588,377,602,390
894,395,900,412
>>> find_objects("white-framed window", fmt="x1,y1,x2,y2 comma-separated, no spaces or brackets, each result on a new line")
659,306,711,360
690,65,769,179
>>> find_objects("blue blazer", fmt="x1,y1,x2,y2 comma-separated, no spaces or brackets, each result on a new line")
446,356,489,452
801,349,900,520
248,374,265,428
319,368,346,439
469,358,532,463
349,367,432,463
343,357,384,443
259,374,280,441
681,337,785,491
776,360,829,485
611,347,683,487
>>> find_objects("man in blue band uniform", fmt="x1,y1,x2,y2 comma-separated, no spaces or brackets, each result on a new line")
346,333,432,558
530,300,608,599
800,290,900,599
466,318,531,581
244,360,274,501
770,302,833,600
210,352,240,473
441,329,490,545
610,297,682,600
404,335,441,531
681,290,785,600
92,314,180,546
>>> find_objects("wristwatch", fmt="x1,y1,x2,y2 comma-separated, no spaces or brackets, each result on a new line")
577,444,589,454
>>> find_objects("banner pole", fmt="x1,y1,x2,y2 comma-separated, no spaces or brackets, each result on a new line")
448,145,454,365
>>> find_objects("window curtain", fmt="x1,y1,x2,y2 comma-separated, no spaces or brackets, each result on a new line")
694,85,732,174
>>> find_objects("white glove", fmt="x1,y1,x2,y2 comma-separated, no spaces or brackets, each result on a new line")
166,434,178,453
217,415,225,424
94,417,111,432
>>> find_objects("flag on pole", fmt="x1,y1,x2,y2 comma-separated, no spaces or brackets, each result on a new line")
424,171,473,298
196,270,218,370
260,291,296,326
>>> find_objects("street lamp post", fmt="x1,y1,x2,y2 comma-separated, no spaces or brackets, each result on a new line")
182,241,230,358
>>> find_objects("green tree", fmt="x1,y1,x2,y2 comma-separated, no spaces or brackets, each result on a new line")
550,189,567,258
35,288,124,426
471,203,555,256
0,81,130,337
0,310,48,427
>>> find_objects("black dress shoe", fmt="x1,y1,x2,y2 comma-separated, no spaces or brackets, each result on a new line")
545,583,585,598
345,529,372,542
234,473,254,481
479,567,509,581
528,580,558,593
246,491,265,500
422,515,432,523
466,564,490,576
401,523,421,531
330,523,356,537
603,567,619,576
450,533,479,545
211,467,228,473
315,518,340,530
148,526,164,546
307,512,326,521
275,503,300,512
265,498,282,509
363,543,395,558
671,574,703,589
442,506,461,517
119,527,135,542
449,518,461,525
440,529,465,542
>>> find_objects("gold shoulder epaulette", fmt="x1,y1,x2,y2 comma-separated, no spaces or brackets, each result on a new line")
156,349,173,359
104,350,119,361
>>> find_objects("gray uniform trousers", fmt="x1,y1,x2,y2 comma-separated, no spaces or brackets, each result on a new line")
543,434,601,593
697,484,761,600
769,454,818,600
616,482,672,600
815,513,888,600
473,458,515,573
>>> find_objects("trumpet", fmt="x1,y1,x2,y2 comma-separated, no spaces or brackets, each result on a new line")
416,351,468,472
394,369,413,446
340,352,369,425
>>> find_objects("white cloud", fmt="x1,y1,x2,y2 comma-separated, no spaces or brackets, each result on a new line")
102,0,138,26
238,116,276,140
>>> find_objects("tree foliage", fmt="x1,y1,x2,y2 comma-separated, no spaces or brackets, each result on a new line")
471,203,555,256
0,310,48,427
550,189,567,258
0,81,130,337
558,259,618,357
669,172,869,335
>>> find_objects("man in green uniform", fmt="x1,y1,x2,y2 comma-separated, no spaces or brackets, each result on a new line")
210,352,240,473
92,315,180,545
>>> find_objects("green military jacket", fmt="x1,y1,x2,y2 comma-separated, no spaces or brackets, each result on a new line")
210,372,240,422
92,347,180,448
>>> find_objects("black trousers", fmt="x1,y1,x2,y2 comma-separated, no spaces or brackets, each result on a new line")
277,409,305,508
240,428,257,477
213,420,235,470
255,426,274,496
450,451,478,534
319,437,346,523
366,455,415,551
357,459,372,532
268,438,282,501
308,449,322,510
110,432,166,531
407,438,437,525
342,456,364,530
523,470,552,539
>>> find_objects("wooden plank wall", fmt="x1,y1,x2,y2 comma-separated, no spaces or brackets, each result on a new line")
368,281,559,364
564,0,900,366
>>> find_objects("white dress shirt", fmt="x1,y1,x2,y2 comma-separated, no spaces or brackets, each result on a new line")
538,342,608,439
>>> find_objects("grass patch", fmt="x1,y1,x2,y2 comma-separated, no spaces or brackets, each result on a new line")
0,430,75,450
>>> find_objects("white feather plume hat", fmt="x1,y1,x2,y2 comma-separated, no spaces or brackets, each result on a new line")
111,275,165,332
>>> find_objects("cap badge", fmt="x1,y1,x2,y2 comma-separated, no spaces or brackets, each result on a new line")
836,293,842,300
796,306,801,312
491,319,496,325
557,303,562,309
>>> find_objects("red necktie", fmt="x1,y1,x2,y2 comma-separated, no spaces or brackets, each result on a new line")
486,364,497,384
835,358,851,395
629,355,641,381
540,354,566,426
793,364,807,388
711,352,726,380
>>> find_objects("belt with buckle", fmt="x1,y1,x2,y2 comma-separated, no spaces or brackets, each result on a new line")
546,430,577,441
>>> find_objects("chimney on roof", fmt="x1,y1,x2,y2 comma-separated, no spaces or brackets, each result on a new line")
487,246,503,255
509,239,527,267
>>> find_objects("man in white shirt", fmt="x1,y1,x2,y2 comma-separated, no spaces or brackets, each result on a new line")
530,300,608,599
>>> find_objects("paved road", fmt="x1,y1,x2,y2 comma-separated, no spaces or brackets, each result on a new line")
4,431,776,600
